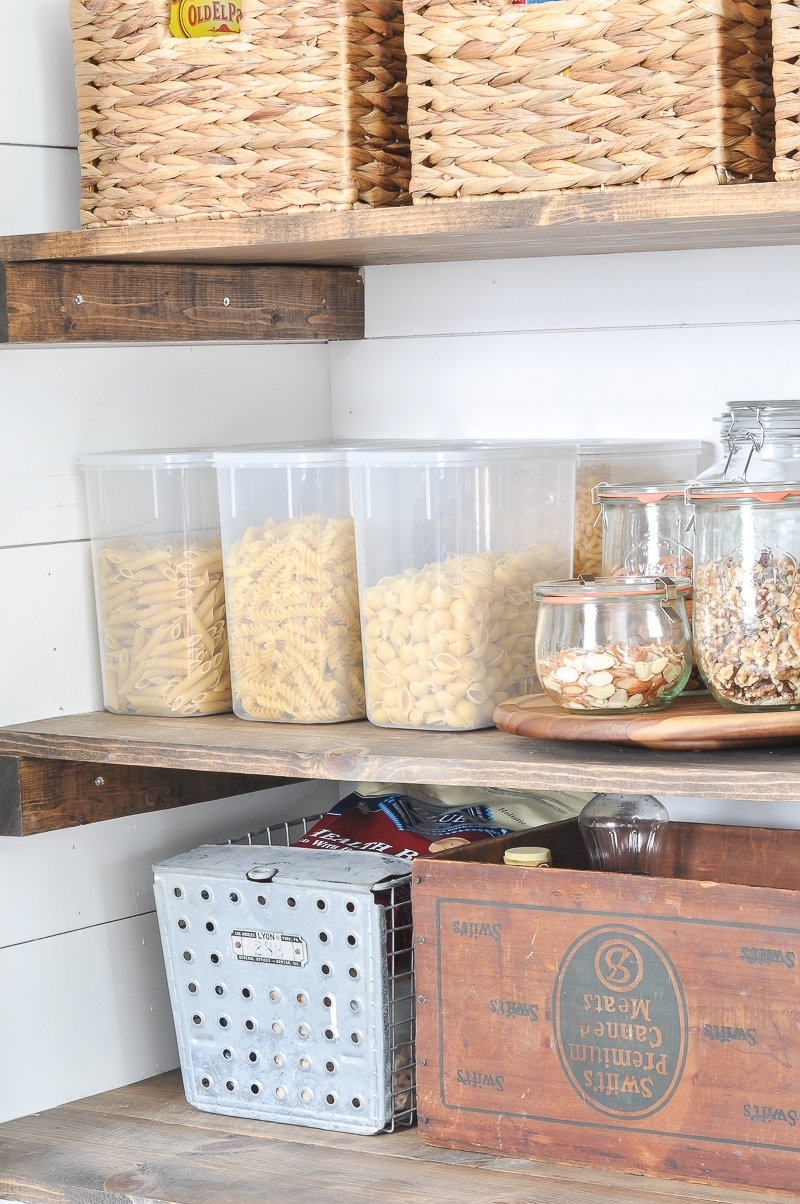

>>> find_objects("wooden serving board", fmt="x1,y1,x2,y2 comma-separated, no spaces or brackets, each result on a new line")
493,691,800,751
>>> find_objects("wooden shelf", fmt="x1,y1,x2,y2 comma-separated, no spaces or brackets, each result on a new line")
3,182,800,270
0,1070,781,1204
0,711,799,826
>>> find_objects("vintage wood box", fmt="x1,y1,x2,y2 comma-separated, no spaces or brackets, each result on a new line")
412,818,800,1194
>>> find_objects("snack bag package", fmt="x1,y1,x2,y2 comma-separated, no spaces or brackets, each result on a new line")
293,784,591,860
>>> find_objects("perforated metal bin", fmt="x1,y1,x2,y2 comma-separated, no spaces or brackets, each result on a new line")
153,842,415,1134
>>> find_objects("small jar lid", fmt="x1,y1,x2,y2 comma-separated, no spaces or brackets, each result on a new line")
504,846,553,867
687,482,800,503
595,482,693,503
534,576,692,602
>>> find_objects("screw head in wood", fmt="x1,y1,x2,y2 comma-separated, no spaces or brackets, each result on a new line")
419,1058,427,1066
94,776,104,786
223,297,230,306
419,1116,428,1124
75,295,83,305
416,936,425,944
417,996,426,1004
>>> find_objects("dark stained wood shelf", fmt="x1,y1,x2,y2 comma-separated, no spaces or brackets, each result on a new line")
2,182,800,270
0,711,799,831
0,261,363,344
0,1070,784,1204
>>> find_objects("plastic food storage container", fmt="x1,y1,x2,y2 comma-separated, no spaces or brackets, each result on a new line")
80,451,231,717
700,400,800,483
688,482,800,710
213,449,365,723
575,441,704,576
534,577,692,712
348,444,577,730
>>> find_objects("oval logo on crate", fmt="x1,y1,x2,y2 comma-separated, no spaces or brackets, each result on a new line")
552,924,687,1119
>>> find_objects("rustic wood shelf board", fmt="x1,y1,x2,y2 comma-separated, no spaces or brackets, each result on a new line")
0,262,363,343
0,754,293,837
3,184,800,268
0,1070,783,1204
2,711,800,801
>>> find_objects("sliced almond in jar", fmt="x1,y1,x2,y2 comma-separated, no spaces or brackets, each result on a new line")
585,653,616,671
615,676,640,691
608,688,628,707
626,693,645,708
588,683,616,699
585,670,613,686
555,665,580,683
662,663,680,684
634,662,653,681
563,685,584,695
649,656,669,675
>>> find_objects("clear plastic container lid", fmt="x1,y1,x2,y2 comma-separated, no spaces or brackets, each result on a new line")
79,449,215,469
213,447,348,468
347,441,578,467
534,576,692,601
578,440,703,460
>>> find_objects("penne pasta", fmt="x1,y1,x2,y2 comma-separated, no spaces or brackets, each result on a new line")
94,536,231,716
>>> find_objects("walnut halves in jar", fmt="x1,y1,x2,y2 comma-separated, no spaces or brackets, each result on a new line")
689,484,800,710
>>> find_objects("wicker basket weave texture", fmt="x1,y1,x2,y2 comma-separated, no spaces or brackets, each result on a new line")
70,0,410,225
405,0,774,200
773,0,800,177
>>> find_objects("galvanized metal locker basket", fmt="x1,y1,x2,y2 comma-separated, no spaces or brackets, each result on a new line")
153,840,415,1134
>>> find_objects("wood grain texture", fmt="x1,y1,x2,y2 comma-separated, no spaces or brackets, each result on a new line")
3,711,800,800
2,183,800,267
494,693,800,751
0,262,364,343
413,821,800,1194
0,1069,786,1204
0,754,294,837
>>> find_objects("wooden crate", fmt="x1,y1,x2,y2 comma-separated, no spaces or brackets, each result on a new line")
412,819,800,1194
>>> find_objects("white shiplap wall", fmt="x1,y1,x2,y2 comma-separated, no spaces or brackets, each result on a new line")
0,0,337,1125
3,0,800,1130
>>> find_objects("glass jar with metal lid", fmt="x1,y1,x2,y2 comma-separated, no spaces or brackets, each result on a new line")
596,483,694,579
701,400,800,483
534,577,692,712
688,482,800,710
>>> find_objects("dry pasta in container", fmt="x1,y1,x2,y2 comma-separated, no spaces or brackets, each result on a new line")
214,448,365,722
348,442,576,731
80,451,231,716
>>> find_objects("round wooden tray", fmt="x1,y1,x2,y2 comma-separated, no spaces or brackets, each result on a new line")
493,691,800,751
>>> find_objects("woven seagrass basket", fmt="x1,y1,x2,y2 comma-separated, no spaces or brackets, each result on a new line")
773,1,800,176
70,0,410,225
405,0,774,201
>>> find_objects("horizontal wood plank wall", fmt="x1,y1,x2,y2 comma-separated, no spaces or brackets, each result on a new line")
332,247,800,447
1,263,365,344
0,779,338,1123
